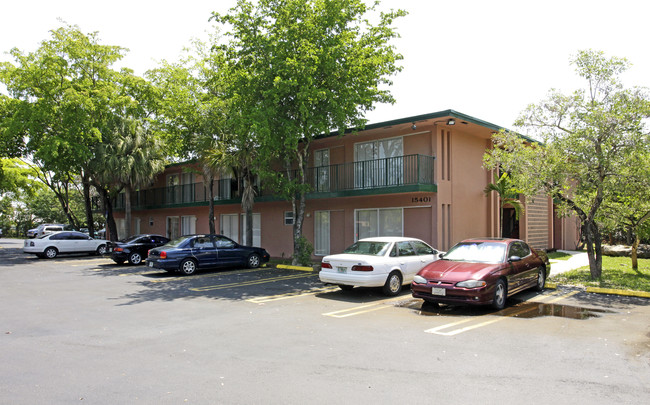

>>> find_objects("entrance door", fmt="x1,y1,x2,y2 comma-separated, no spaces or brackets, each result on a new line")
221,214,239,242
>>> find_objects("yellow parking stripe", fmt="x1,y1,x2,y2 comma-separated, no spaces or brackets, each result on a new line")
189,273,316,292
425,290,581,336
248,286,339,303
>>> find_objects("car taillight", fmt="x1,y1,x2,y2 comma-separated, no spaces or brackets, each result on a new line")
115,247,123,252
160,251,167,259
321,262,332,269
351,265,373,272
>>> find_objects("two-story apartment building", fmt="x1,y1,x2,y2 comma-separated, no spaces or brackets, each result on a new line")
110,109,579,258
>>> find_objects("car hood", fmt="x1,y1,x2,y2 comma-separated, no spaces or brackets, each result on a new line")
417,260,503,282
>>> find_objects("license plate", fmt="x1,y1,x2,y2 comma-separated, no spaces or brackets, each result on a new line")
432,287,446,296
337,266,347,273
148,262,154,268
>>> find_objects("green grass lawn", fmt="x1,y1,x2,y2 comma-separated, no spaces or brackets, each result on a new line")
549,255,650,292
547,251,573,260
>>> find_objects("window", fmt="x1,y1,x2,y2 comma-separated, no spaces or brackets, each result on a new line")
167,174,180,204
355,208,403,240
284,211,294,225
314,149,330,192
182,173,194,203
412,241,436,255
215,236,235,249
396,241,416,256
192,237,213,249
354,137,403,188
181,215,196,236
314,211,330,255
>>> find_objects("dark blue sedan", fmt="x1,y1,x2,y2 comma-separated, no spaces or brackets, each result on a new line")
145,234,271,275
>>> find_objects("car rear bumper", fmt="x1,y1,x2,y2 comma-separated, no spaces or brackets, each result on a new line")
319,270,388,287
146,258,179,271
111,252,128,262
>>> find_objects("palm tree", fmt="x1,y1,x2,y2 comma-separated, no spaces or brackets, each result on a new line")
484,172,525,238
204,134,258,246
105,119,165,239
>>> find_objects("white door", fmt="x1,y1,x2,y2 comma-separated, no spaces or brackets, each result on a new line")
314,211,330,255
221,214,239,242
167,217,180,240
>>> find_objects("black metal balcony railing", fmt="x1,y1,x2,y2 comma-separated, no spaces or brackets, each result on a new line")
110,154,435,210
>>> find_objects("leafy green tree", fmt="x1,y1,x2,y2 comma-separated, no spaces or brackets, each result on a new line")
598,150,650,270
212,0,405,263
0,24,128,234
484,50,650,279
147,39,228,235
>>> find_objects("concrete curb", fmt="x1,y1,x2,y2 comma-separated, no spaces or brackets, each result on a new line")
276,264,314,272
545,282,650,298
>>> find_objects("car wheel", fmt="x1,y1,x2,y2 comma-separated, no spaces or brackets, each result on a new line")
128,252,143,265
44,247,58,259
534,266,546,292
96,244,107,255
179,259,197,276
382,271,403,296
492,279,507,310
338,284,354,291
247,253,261,269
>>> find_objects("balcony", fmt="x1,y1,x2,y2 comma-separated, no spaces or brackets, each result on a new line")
110,154,436,210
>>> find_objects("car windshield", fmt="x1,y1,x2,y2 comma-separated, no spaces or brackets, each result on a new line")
443,242,506,263
343,241,391,256
120,235,142,243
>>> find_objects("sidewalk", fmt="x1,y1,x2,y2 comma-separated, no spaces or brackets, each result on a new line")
548,250,589,276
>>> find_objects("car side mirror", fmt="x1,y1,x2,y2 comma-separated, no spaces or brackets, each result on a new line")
438,252,445,259
508,255,522,262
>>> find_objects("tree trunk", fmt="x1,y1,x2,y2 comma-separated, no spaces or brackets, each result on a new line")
100,188,118,241
631,234,639,271
583,220,603,279
124,184,132,238
82,172,95,238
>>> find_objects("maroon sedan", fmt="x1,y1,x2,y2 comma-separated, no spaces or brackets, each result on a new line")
411,238,549,309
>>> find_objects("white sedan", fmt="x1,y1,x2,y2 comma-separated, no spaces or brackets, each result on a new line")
319,237,441,296
23,231,108,259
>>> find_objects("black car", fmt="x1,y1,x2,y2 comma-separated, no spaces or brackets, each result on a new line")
108,234,170,265
146,234,271,275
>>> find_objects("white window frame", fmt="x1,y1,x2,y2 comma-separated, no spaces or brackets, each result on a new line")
354,208,404,241
284,211,294,225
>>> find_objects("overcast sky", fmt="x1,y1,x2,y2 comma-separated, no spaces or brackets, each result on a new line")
2,0,649,133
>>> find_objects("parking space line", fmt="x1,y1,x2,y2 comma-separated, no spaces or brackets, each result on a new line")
248,286,339,303
425,290,581,336
322,297,406,318
189,273,316,292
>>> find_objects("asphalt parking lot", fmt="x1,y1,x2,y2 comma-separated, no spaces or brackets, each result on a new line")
1,238,649,404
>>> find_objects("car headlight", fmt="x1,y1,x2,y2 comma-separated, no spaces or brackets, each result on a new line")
413,275,428,284
456,280,487,288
